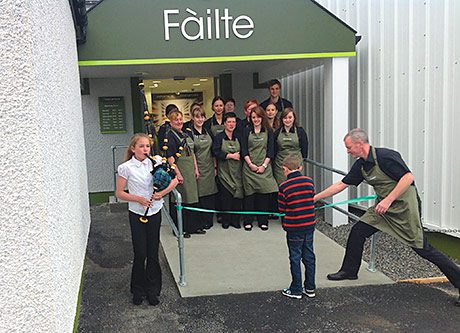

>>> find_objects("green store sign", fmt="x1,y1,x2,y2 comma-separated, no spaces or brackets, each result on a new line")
78,0,356,66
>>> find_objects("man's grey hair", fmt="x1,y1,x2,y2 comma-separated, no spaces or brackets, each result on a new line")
344,128,369,143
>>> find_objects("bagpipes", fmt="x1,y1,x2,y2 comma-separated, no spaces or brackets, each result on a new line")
140,96,187,223
138,133,187,223
138,154,177,223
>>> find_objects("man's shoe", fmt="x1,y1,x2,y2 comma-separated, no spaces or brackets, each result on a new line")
327,271,358,281
302,288,316,298
222,223,229,229
132,294,143,305
231,223,241,229
195,229,206,235
183,233,191,238
147,294,160,306
282,288,302,299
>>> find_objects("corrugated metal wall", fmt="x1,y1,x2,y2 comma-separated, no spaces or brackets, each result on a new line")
281,0,460,236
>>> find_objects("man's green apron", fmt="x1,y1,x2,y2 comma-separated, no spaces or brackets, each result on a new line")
172,131,199,204
274,128,303,184
361,147,424,249
217,137,243,199
193,130,218,197
242,131,278,195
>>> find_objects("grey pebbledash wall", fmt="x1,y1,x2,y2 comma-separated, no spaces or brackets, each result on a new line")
0,1,90,331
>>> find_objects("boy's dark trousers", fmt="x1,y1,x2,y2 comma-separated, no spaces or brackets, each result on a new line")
286,229,316,294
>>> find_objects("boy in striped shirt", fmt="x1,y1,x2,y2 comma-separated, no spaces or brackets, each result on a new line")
278,155,316,299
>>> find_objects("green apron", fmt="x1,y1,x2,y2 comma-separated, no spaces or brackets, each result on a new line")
217,137,244,199
361,147,424,248
274,128,302,184
193,130,218,197
210,117,225,137
242,131,278,195
172,131,199,204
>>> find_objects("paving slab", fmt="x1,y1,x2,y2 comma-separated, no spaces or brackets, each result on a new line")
160,211,393,297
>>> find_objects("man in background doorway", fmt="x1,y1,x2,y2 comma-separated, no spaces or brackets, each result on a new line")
260,79,293,112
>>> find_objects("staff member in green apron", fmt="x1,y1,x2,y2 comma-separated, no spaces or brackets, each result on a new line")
273,108,309,184
166,109,203,237
204,96,225,137
212,112,243,229
315,128,460,306
241,106,278,231
190,103,218,230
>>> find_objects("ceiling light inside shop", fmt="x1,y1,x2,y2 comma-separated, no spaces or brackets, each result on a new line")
199,78,208,82
192,83,201,86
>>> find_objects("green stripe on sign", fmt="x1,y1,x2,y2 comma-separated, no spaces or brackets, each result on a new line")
78,52,357,66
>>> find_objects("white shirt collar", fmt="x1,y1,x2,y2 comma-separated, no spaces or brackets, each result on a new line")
131,156,149,167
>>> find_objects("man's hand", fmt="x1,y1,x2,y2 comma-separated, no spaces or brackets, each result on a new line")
374,198,392,215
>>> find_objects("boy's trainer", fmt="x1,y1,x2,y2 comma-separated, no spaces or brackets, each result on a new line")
303,288,316,298
282,288,302,299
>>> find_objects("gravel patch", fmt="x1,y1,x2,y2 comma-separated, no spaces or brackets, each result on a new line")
315,212,459,281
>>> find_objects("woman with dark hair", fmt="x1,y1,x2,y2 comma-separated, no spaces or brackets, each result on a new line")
241,106,278,231
265,102,280,131
190,103,218,229
204,96,225,137
273,107,309,184
166,109,203,237
212,112,243,229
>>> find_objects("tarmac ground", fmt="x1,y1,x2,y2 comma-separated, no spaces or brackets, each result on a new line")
78,204,460,332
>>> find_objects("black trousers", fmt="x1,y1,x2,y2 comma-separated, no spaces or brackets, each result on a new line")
340,221,460,289
129,211,162,297
198,194,215,228
219,185,242,227
169,200,200,234
243,193,273,226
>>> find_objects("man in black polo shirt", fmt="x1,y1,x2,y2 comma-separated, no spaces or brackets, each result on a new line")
260,79,293,112
315,128,460,306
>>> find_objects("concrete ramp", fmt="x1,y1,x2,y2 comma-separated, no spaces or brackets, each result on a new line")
160,212,393,298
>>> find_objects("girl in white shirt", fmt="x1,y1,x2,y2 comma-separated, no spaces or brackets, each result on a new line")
116,133,178,306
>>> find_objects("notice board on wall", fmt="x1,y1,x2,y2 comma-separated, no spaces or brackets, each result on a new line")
98,96,127,134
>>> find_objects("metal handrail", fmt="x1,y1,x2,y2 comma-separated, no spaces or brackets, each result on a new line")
111,145,128,203
304,158,379,272
111,145,187,285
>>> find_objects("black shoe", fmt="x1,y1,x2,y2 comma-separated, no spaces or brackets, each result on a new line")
132,294,143,305
147,294,160,306
183,233,191,238
327,271,358,281
244,224,252,231
259,224,269,231
222,223,229,229
231,223,241,229
195,229,206,234
203,224,212,230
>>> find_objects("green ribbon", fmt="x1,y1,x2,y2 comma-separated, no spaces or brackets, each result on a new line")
315,195,377,210
178,195,377,216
